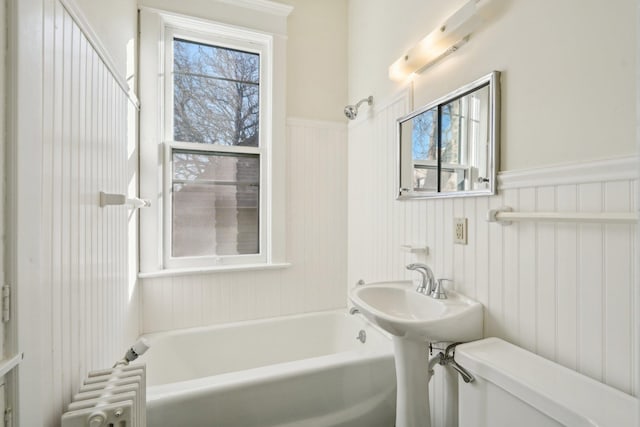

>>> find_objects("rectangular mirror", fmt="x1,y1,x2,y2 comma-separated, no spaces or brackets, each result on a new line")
397,71,500,199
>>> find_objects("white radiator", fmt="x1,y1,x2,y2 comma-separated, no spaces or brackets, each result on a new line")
61,364,146,427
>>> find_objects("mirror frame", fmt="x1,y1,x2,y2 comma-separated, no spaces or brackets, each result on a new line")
396,71,501,200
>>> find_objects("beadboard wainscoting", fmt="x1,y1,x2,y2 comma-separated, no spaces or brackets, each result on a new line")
348,94,637,424
33,1,140,424
141,118,348,333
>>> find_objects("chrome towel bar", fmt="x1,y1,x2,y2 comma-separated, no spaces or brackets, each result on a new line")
488,206,638,225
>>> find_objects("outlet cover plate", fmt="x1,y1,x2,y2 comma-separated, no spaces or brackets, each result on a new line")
454,217,468,245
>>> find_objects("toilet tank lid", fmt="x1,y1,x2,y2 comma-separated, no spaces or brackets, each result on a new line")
455,338,638,427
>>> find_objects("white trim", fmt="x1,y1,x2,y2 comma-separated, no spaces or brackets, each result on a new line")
138,262,291,279
215,0,294,17
635,0,640,406
0,0,5,371
9,0,45,425
286,117,347,130
0,354,23,378
169,141,262,156
139,8,164,273
57,0,139,108
141,6,278,40
498,155,638,190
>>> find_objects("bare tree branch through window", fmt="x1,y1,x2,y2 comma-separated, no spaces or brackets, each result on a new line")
173,38,260,147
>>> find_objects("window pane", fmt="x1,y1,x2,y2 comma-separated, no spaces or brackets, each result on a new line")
173,39,260,146
413,166,438,192
174,75,259,146
174,39,259,83
441,100,462,165
411,109,437,163
440,168,464,192
172,151,260,257
411,109,438,191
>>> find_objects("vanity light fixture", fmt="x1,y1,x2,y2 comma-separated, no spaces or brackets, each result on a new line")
389,0,484,81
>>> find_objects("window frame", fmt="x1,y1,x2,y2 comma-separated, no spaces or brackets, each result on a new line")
164,144,266,268
163,26,270,270
138,7,290,276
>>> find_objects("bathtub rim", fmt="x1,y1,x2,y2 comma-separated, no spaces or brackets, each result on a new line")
138,309,394,401
140,308,390,340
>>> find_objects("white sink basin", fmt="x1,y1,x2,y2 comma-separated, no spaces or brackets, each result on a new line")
349,280,483,342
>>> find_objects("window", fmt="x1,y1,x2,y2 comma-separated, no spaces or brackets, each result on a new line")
171,149,260,258
164,31,268,269
172,39,260,146
139,8,290,275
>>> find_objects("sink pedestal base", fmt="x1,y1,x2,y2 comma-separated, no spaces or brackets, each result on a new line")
392,337,431,427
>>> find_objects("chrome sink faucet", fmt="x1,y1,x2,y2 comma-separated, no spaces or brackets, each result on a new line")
406,263,435,295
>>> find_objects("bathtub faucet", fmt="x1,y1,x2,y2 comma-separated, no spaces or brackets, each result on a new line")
406,263,435,296
113,338,150,368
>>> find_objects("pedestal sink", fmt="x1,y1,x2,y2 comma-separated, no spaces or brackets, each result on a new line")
349,280,483,427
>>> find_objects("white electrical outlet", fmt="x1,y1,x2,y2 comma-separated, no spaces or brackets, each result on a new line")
454,217,468,245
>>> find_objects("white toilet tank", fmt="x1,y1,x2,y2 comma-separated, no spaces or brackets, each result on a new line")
455,338,638,427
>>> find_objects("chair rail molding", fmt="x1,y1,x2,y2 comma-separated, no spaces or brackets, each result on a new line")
498,156,638,190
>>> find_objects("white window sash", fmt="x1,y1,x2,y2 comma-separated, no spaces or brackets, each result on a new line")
163,142,267,268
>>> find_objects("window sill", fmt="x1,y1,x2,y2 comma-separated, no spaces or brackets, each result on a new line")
138,262,291,279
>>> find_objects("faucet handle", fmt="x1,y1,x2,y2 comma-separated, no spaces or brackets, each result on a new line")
430,279,452,299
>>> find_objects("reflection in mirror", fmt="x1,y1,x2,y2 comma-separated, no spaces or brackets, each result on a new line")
398,71,500,199
401,108,438,192
440,84,489,193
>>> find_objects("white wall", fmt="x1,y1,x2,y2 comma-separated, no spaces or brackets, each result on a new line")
286,0,348,121
348,0,636,171
67,0,137,79
8,0,139,425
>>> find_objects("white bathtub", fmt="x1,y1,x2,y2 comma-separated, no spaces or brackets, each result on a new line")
137,310,396,427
